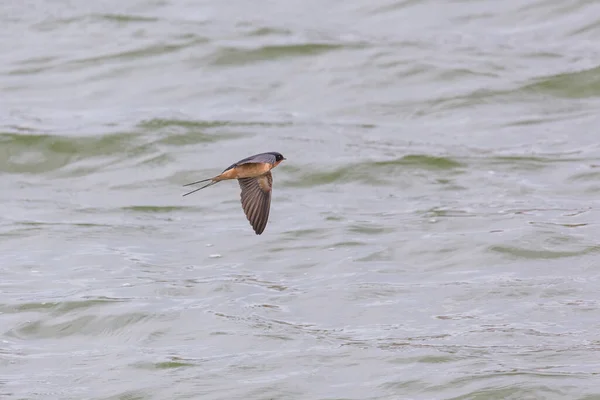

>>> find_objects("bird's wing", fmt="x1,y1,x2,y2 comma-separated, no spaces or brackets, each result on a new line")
238,172,272,235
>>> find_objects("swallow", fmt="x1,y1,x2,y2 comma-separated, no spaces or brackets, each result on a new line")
182,152,286,235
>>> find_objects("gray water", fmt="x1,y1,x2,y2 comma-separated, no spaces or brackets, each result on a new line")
2,1,600,399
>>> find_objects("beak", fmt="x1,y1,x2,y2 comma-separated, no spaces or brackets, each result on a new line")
283,157,287,160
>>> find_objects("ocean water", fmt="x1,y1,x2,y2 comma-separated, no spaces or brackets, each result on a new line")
2,1,600,399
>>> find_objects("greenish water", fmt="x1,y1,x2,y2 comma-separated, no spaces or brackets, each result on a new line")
2,1,600,399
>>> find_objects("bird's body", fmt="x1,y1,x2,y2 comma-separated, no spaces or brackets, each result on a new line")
183,152,286,235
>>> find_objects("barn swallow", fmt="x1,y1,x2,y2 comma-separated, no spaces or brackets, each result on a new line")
183,152,286,235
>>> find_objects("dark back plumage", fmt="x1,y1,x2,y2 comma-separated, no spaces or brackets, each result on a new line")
223,152,284,172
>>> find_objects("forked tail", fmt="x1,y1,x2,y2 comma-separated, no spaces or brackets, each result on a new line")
182,177,218,197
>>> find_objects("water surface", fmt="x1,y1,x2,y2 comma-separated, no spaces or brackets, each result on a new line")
2,0,600,399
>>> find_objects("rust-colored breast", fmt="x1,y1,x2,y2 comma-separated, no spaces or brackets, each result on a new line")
233,163,272,179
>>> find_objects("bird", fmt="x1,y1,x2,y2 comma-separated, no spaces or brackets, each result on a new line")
182,152,286,235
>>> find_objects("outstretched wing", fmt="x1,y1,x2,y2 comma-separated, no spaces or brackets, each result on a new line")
238,172,273,235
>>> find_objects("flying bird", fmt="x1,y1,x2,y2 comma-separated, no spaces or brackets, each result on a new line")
183,152,286,235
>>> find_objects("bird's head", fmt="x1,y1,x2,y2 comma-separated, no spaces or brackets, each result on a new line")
271,152,286,165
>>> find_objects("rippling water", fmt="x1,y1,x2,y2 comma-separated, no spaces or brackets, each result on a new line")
2,1,600,399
